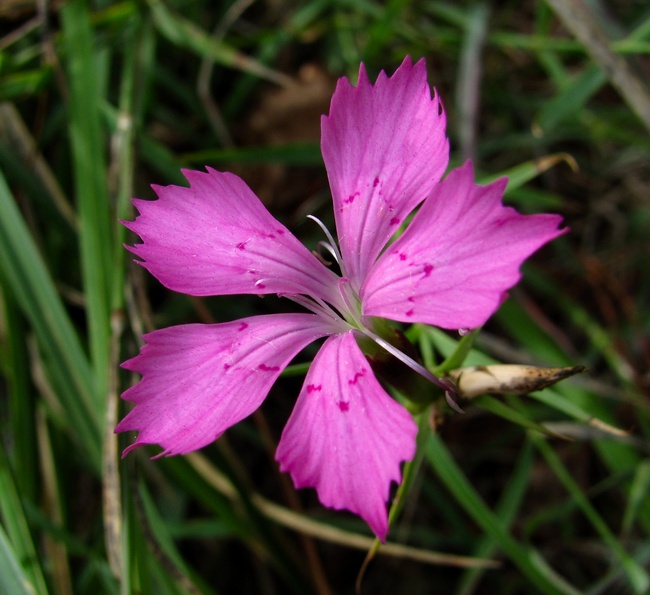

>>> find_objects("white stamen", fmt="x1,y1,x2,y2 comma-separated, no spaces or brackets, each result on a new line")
361,327,459,397
287,294,347,329
316,241,337,266
336,278,363,327
307,215,346,276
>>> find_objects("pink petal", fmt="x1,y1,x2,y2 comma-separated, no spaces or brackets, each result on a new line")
276,332,417,541
362,161,567,329
125,168,339,301
321,57,449,290
117,314,331,457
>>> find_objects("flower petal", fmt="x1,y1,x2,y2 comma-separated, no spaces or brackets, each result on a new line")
125,168,339,301
276,332,417,541
117,314,331,457
362,161,567,328
321,56,449,289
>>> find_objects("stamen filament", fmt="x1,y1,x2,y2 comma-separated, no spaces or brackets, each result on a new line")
307,215,346,276
286,294,348,330
361,327,459,398
337,278,364,328
316,241,338,266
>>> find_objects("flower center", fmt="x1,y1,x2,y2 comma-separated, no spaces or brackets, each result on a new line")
306,215,370,329
297,215,458,400
336,277,366,330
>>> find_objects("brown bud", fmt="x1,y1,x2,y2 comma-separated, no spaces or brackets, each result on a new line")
448,365,586,399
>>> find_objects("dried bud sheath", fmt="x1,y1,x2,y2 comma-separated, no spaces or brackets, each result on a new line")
449,365,586,399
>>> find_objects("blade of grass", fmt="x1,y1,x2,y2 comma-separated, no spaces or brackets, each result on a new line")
0,69,51,100
545,0,650,132
0,443,48,594
426,432,581,595
101,99,186,185
138,484,214,594
473,395,568,438
488,31,650,54
145,0,292,86
103,11,145,583
0,523,35,595
455,2,489,161
423,323,634,451
0,170,101,467
222,0,331,116
480,153,578,197
499,276,650,532
3,293,37,501
433,328,479,374
36,406,73,595
495,298,573,367
532,434,650,592
622,460,650,536
0,102,76,229
61,0,113,409
525,267,636,387
536,66,606,133
535,13,650,135
458,441,536,595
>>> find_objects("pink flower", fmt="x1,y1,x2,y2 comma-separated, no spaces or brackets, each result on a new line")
117,57,565,541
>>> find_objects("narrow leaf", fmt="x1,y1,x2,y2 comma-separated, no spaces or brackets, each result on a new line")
0,170,101,466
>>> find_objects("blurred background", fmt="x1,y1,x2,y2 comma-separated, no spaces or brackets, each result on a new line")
0,0,649,593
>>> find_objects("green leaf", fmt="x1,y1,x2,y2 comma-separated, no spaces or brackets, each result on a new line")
535,66,605,134
426,433,581,594
0,444,48,594
533,435,650,593
433,328,479,374
145,0,291,86
3,294,37,501
0,524,36,595
62,0,113,408
139,484,216,594
458,442,536,595
480,154,578,196
0,170,101,467
622,460,650,535
473,395,566,437
0,69,52,101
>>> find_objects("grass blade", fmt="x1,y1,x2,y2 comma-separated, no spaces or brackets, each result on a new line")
145,0,292,86
425,433,580,595
0,444,48,594
0,170,101,467
61,0,113,406
458,441,536,595
533,435,650,593
0,523,36,595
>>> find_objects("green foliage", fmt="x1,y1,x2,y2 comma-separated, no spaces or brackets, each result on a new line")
1,0,649,592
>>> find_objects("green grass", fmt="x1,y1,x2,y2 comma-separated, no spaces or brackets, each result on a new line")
1,0,649,593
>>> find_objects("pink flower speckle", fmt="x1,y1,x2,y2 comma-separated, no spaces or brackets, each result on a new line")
117,57,565,541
